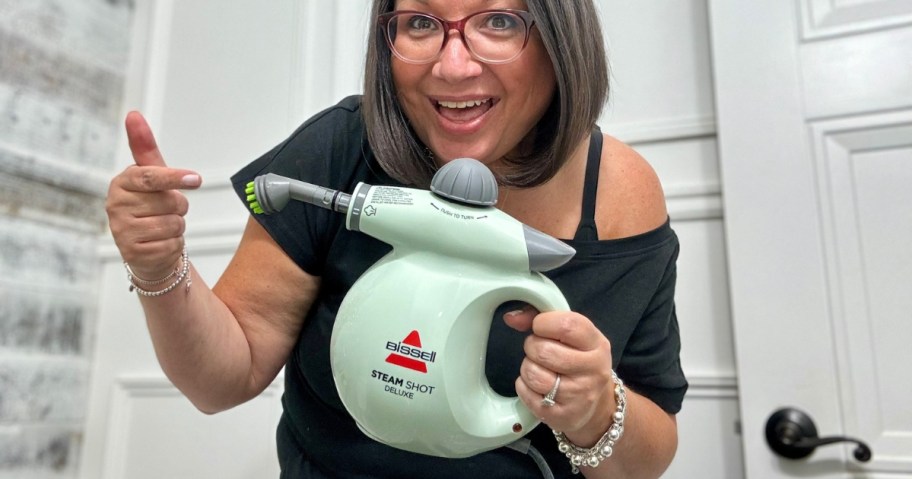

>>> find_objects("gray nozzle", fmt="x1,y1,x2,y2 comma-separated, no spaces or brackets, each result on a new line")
523,225,576,272
251,173,351,215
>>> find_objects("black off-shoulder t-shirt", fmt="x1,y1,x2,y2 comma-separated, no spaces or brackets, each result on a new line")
231,95,687,478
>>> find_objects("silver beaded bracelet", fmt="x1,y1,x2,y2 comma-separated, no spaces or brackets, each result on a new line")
552,370,627,474
125,245,192,297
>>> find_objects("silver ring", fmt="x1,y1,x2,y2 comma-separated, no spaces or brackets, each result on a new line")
541,374,561,407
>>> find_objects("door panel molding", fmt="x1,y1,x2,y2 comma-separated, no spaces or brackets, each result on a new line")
800,26,912,120
800,0,912,40
606,115,716,145
811,110,912,473
685,375,738,399
102,375,283,479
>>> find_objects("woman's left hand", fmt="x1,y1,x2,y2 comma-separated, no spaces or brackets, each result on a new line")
504,306,616,437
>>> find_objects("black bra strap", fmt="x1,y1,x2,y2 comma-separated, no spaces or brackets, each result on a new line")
573,128,603,241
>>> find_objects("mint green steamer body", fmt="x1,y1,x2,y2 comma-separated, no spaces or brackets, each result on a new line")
247,158,574,458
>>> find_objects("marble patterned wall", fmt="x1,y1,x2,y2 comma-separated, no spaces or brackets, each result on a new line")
0,1,133,477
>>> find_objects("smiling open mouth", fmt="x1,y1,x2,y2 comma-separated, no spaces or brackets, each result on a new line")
435,98,494,122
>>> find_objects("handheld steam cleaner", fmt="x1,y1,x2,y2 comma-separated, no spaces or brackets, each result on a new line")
245,158,575,458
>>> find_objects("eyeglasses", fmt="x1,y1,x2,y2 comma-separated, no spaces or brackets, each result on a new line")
378,9,535,65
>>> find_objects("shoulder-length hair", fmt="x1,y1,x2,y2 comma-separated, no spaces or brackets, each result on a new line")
362,0,609,188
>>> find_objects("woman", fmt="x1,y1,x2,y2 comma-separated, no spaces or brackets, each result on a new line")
105,0,687,477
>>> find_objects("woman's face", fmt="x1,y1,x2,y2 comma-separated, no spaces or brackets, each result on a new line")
390,0,557,172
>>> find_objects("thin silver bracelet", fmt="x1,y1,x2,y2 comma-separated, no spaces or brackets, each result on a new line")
125,245,192,297
125,259,179,286
552,370,627,474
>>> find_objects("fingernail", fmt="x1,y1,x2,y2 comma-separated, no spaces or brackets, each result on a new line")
181,174,201,187
505,310,525,317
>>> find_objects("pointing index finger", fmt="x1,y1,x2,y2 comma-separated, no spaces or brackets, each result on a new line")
127,166,202,192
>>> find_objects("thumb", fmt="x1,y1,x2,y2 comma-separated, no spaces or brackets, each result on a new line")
503,303,538,332
122,111,201,191
125,111,166,168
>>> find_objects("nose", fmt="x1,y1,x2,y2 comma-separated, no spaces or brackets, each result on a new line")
432,30,483,83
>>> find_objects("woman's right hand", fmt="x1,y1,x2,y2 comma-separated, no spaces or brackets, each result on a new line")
106,111,202,281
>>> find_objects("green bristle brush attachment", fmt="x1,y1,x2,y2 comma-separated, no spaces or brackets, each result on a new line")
245,181,264,215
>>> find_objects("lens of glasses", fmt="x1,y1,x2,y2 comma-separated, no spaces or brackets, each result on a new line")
385,11,531,64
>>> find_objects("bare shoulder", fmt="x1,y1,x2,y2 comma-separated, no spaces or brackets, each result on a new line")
596,134,668,240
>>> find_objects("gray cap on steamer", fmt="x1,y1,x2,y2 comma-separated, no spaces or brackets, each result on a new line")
430,157,499,206
430,158,575,272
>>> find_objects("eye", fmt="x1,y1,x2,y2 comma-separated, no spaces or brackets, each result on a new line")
482,13,520,31
405,14,439,32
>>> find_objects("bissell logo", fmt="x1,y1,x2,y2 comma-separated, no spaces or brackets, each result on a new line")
385,330,437,373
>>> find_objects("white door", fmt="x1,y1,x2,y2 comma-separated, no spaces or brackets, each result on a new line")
709,1,912,477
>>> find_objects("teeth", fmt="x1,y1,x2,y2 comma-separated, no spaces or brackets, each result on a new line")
438,99,488,109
